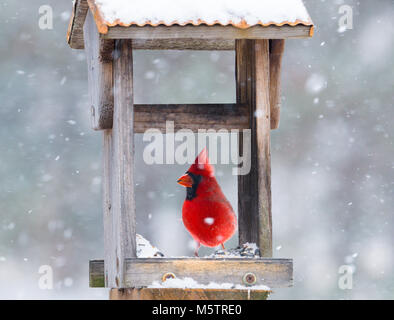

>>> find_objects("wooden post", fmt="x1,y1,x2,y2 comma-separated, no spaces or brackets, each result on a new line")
103,39,136,290
236,40,272,257
269,39,285,130
67,0,88,49
83,11,114,130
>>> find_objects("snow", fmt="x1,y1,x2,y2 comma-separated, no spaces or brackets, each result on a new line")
63,229,73,239
64,277,73,287
136,234,164,258
60,11,71,22
121,236,267,289
60,77,67,86
305,73,327,95
6,223,15,230
149,277,270,291
207,242,261,258
94,0,311,27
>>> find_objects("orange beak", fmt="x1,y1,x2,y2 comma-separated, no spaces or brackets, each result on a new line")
177,174,193,188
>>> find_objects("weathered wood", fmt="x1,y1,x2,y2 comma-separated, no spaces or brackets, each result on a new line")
269,40,285,130
132,39,235,50
134,104,248,132
67,0,88,49
236,40,272,257
90,103,249,132
104,25,313,40
102,130,113,287
255,40,273,258
256,41,273,258
102,39,136,288
135,104,249,132
90,258,293,288
83,11,114,130
110,288,270,300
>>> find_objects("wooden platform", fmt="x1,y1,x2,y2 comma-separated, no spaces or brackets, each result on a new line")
109,288,271,300
90,258,293,288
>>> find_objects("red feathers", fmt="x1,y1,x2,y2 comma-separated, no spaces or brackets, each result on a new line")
187,148,215,177
177,148,237,256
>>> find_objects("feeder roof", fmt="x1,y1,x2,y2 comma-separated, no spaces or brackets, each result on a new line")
90,0,312,32
68,0,314,49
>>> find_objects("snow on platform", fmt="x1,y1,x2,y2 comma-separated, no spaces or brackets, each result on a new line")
137,234,165,258
209,243,261,258
148,276,271,291
136,234,261,259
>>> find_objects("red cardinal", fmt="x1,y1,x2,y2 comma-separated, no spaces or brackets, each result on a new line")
177,148,237,257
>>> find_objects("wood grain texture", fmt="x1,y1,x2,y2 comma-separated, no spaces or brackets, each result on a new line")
67,0,88,49
83,11,114,130
90,258,293,288
269,40,285,130
88,103,250,132
104,25,313,40
132,39,235,50
102,39,136,288
112,39,137,286
102,130,113,287
135,103,248,132
236,40,272,257
110,288,270,300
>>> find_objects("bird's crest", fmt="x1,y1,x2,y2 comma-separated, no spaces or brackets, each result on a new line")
189,148,215,177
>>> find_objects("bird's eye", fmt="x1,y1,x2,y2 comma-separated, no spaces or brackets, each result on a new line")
186,171,194,183
186,171,202,186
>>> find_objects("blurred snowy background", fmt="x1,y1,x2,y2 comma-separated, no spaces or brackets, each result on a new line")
0,0,393,299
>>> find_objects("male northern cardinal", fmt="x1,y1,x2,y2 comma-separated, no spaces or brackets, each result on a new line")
177,148,237,257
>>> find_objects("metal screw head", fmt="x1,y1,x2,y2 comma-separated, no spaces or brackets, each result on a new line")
162,272,176,282
243,272,257,286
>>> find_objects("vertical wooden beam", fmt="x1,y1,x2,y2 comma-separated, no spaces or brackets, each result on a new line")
236,40,272,257
269,40,285,130
103,39,136,289
255,40,273,258
236,40,256,250
83,11,114,130
103,130,114,287
67,0,89,49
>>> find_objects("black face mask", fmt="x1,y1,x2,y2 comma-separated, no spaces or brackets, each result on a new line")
185,171,202,201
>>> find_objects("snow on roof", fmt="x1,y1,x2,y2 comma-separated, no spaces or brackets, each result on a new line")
88,0,313,33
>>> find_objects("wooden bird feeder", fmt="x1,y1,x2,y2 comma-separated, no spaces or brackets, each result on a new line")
67,0,314,300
